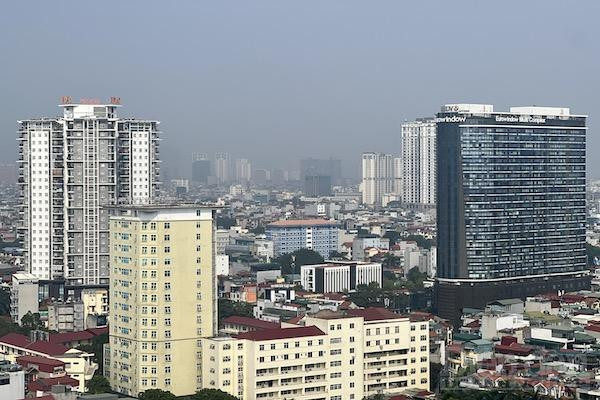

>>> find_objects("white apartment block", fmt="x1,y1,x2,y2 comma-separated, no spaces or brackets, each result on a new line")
17,100,160,285
215,152,231,184
202,308,429,400
300,261,382,293
401,119,436,207
361,153,395,206
235,158,252,182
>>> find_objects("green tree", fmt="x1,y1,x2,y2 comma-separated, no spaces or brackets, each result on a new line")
587,243,600,266
328,250,345,259
138,389,177,400
349,282,384,307
405,234,434,249
273,248,324,275
218,298,254,324
0,288,11,316
382,230,402,246
20,312,43,333
217,215,236,229
78,333,109,374
382,253,402,268
191,389,239,400
406,267,427,289
363,395,386,400
86,374,111,394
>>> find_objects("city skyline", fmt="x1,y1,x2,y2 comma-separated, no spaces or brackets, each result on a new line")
1,1,599,179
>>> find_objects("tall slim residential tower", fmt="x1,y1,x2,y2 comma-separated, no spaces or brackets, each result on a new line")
401,119,436,207
435,104,589,323
234,158,252,183
214,152,231,184
107,204,217,397
361,152,395,205
17,100,160,285
191,153,211,184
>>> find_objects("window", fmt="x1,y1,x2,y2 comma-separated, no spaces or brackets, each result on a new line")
164,234,170,241
150,222,156,229
164,222,170,229
164,246,170,253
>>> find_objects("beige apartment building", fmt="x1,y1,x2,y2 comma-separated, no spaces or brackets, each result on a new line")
202,307,429,400
107,205,217,397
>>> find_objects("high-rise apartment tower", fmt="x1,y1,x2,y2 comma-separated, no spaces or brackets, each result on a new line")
17,100,160,285
401,119,436,208
107,204,217,397
361,152,395,206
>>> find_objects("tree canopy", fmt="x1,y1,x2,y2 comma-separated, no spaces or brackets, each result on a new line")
78,333,108,374
86,374,111,394
138,389,178,400
190,389,239,400
218,298,254,324
273,248,324,275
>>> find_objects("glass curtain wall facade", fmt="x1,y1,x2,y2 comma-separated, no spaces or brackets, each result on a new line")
435,104,589,322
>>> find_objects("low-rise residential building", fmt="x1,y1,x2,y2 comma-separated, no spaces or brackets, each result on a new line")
0,360,24,400
203,307,429,400
47,300,84,333
10,273,39,323
300,261,382,293
266,219,339,258
0,333,97,392
220,316,280,335
80,288,109,329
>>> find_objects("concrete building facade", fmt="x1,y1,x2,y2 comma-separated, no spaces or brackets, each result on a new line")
107,205,217,397
300,261,382,293
266,219,339,258
401,119,436,207
202,308,430,400
361,153,395,206
17,101,160,285
10,273,39,323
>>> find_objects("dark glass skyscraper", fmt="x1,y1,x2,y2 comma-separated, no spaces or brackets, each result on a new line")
435,104,590,323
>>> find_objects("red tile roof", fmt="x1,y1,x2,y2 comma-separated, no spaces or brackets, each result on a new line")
49,327,108,345
223,316,280,330
27,341,69,356
236,326,325,341
585,324,600,333
0,333,68,356
495,344,534,356
0,333,30,348
49,331,94,345
27,376,79,392
16,355,64,373
267,219,338,228
346,307,405,322
285,314,305,325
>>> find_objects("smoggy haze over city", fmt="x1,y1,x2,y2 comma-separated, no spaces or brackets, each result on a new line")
1,1,599,178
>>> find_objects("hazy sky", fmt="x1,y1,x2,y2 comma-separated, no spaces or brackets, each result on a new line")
2,1,599,179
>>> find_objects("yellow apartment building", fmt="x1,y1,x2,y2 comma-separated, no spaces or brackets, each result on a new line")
107,204,217,397
203,307,430,400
